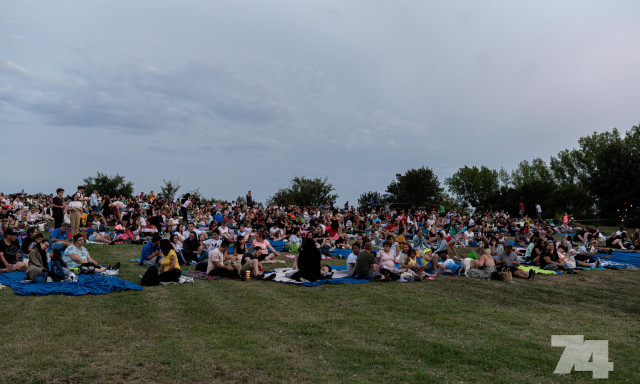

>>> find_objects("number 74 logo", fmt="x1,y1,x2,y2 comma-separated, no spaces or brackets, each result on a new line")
552,335,614,379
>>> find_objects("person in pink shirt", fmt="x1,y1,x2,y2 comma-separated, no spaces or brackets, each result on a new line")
376,240,397,272
251,231,281,262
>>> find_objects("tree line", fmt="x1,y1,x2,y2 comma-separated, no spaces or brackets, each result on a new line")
271,125,640,226
82,124,640,226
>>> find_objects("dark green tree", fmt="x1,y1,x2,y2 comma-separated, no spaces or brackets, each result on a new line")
550,125,640,220
385,167,443,209
159,179,181,200
445,165,499,211
268,176,338,207
83,172,134,198
358,191,386,210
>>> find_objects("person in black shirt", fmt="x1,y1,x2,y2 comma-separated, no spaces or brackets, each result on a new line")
51,188,65,229
246,191,254,208
540,241,564,271
0,229,27,271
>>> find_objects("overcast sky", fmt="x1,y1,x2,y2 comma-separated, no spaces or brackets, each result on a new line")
2,0,639,204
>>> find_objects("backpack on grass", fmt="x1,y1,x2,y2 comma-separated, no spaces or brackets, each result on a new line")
141,265,160,286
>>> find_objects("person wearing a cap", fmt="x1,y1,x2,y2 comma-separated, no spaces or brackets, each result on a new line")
0,228,27,272
49,222,71,251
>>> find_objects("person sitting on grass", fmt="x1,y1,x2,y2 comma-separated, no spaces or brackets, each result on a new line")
158,239,181,282
182,231,205,264
251,231,281,262
539,241,564,271
206,240,239,278
0,229,27,272
139,235,162,267
63,234,120,274
567,243,601,269
605,233,626,250
376,240,397,274
19,227,39,259
353,241,378,280
86,223,114,244
49,222,71,252
495,244,534,280
240,245,264,280
466,249,497,279
25,240,65,281
346,243,360,276
290,237,323,282
202,229,222,261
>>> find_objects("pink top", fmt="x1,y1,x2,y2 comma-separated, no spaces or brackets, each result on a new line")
377,249,396,270
252,239,270,255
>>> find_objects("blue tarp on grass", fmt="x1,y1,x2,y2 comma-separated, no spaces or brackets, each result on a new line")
0,272,143,296
594,251,640,268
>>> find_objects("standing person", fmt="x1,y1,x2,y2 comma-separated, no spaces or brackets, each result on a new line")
73,186,89,202
246,190,254,208
535,203,542,221
90,190,99,213
180,194,191,224
68,194,83,237
52,188,65,229
519,202,525,218
111,199,125,224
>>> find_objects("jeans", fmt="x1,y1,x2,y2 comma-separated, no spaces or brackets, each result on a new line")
198,250,209,262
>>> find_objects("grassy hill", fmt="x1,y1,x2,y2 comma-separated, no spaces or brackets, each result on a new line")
1,243,638,383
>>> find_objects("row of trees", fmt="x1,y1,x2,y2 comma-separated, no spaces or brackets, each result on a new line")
444,126,640,224
82,125,639,225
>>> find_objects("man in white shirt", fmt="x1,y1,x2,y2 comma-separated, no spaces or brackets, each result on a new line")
183,222,203,240
206,240,238,278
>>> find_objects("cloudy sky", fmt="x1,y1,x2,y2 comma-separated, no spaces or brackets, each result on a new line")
2,0,639,204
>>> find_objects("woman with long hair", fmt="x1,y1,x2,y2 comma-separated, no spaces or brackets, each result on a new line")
159,239,181,282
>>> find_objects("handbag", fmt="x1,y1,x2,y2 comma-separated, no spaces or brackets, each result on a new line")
499,266,512,282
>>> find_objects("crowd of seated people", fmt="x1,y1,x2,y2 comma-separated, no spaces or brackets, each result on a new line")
1,189,637,284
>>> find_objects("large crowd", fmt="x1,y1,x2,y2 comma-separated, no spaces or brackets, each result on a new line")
1,187,639,284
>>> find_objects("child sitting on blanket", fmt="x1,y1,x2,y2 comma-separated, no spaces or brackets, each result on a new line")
50,249,78,282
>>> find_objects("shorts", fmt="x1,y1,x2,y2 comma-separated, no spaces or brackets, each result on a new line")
88,233,97,242
445,236,452,242
258,254,269,262
424,258,437,273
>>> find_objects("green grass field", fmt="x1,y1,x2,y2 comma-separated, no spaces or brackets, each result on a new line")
1,241,639,383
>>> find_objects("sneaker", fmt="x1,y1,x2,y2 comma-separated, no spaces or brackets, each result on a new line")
528,269,535,280
263,273,276,281
102,269,119,276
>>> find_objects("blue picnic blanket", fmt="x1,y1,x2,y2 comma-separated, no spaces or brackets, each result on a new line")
0,272,143,296
327,247,352,258
594,250,640,268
